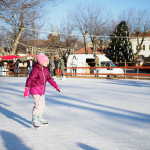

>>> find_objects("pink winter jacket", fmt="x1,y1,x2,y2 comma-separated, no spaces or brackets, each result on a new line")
25,63,56,95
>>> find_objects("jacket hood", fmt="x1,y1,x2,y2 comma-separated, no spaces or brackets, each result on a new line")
33,62,39,68
33,62,48,70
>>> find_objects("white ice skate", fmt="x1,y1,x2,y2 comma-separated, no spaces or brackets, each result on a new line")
61,76,66,80
32,116,41,127
38,116,48,125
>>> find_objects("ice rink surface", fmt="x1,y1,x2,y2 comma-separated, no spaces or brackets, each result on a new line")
0,77,150,150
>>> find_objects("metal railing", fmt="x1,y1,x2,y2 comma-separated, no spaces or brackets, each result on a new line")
4,65,28,77
0,62,149,79
59,61,150,79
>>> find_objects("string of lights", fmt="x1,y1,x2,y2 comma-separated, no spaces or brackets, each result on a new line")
0,23,139,38
5,37,62,54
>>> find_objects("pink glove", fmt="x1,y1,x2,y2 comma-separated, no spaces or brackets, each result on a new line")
24,88,30,98
53,84,61,92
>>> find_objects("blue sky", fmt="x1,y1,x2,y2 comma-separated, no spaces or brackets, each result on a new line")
40,0,149,38
48,0,149,23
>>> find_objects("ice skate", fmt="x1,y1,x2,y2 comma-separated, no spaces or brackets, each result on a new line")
38,116,48,124
32,116,41,127
61,76,66,80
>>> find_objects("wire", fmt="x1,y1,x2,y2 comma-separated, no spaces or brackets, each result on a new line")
5,37,62,54
0,23,136,38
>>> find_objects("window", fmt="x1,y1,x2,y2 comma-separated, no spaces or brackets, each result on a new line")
100,62,116,67
143,45,145,50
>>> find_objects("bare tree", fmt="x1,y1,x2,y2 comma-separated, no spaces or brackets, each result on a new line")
68,3,112,54
59,20,78,56
119,8,150,58
68,4,90,54
88,4,111,54
0,0,63,56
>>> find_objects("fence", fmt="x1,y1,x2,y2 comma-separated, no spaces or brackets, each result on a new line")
0,64,28,77
63,66,150,76
61,61,150,79
0,63,150,79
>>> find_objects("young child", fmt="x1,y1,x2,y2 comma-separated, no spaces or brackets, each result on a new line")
24,54,61,127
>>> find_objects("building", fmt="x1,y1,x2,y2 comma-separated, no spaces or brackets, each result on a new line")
130,31,150,57
48,27,60,47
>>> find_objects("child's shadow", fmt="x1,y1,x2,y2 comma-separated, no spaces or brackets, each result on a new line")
0,130,31,150
0,103,31,128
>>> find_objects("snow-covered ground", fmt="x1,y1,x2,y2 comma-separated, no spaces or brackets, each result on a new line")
0,77,150,150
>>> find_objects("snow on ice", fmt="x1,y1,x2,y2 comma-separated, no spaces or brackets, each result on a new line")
0,77,150,150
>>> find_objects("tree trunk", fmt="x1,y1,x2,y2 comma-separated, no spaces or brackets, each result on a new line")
90,35,98,54
0,44,8,56
92,37,98,54
134,33,145,59
93,42,95,54
135,46,142,58
83,32,88,54
95,42,97,54
11,27,24,55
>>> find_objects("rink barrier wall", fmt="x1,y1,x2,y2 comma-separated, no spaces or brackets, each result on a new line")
58,66,150,78
1,66,150,78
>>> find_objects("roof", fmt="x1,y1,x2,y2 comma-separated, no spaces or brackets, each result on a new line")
19,54,37,58
131,32,150,37
0,55,20,60
74,47,107,54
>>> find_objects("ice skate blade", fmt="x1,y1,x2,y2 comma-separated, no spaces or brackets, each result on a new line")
33,124,48,130
34,124,48,128
61,78,66,80
40,122,48,124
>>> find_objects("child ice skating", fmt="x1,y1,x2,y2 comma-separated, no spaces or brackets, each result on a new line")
24,54,61,127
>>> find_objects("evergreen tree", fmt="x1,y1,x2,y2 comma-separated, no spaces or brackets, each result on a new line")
106,21,134,63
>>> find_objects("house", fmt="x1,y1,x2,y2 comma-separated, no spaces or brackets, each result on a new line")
130,30,150,57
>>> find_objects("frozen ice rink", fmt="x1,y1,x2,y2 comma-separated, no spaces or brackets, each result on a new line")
0,77,150,150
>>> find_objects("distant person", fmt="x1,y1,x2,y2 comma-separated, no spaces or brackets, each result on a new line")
13,58,20,77
53,57,59,78
27,57,35,76
63,56,67,67
72,56,78,76
24,54,61,127
94,54,100,77
58,56,66,80
0,57,4,76
49,57,55,77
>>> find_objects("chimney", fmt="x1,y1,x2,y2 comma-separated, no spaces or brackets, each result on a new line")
148,29,150,32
